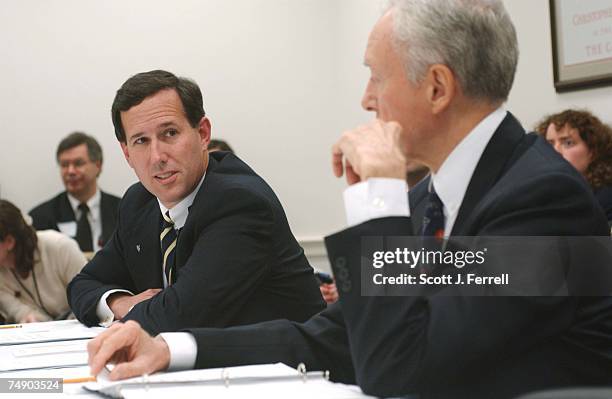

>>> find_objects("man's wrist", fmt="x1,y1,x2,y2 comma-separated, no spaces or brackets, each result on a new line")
153,335,171,371
108,293,132,318
159,332,197,371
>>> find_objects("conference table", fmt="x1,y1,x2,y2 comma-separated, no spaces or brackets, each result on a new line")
0,320,373,398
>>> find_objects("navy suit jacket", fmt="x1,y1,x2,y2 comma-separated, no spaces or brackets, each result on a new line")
29,190,121,250
67,152,325,335
594,185,612,224
185,114,612,399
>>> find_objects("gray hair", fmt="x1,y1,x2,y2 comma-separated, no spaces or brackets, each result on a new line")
387,0,518,103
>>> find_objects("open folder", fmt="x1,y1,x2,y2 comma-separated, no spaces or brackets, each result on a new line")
84,363,373,399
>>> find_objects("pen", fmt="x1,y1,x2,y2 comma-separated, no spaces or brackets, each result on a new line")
63,376,96,384
0,324,22,330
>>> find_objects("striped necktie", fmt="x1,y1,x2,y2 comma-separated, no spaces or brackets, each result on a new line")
160,211,177,286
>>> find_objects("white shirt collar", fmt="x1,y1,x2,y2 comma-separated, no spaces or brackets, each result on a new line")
67,189,101,221
157,171,206,229
431,107,507,235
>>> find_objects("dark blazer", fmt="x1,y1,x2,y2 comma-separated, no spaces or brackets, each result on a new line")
185,114,612,399
68,152,325,335
29,190,121,250
594,185,612,223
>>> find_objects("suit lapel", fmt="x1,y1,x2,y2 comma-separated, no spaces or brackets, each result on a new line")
175,157,216,270
451,113,526,235
58,192,76,224
99,192,113,246
129,201,164,289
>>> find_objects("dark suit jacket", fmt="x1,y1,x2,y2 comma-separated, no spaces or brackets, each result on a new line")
185,114,612,399
29,190,121,250
67,152,325,335
594,185,612,223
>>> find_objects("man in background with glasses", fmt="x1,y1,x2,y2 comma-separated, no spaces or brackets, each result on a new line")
29,132,121,252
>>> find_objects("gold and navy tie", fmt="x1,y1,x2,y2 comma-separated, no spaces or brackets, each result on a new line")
160,211,177,285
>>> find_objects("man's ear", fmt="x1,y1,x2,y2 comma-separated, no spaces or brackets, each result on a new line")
120,142,134,168
4,235,15,251
94,160,102,177
199,117,212,149
425,64,455,114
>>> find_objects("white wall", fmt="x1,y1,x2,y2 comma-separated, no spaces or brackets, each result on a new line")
505,0,612,129
1,0,610,252
0,0,349,242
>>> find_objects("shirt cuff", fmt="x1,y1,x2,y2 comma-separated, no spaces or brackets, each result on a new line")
159,332,197,371
343,178,410,227
96,289,133,327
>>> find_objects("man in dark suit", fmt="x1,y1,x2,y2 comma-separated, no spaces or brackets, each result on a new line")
86,1,612,397
68,70,325,336
29,132,121,252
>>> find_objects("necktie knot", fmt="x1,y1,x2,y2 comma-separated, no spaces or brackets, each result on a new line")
162,211,174,228
78,203,90,213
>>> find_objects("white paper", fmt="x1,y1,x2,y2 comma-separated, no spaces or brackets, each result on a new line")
57,221,77,237
0,339,90,372
0,320,104,346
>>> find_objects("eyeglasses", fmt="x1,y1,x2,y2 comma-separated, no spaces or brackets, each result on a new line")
59,159,91,169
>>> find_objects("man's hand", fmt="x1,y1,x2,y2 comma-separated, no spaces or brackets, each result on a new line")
332,119,407,185
108,289,162,319
88,320,170,380
19,312,44,324
319,283,339,304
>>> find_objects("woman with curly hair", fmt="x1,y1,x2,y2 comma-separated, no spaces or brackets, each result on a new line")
536,109,612,222
0,199,87,323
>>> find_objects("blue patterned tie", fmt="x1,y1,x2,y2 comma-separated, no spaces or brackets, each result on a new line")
420,185,445,274
420,185,445,238
160,211,177,286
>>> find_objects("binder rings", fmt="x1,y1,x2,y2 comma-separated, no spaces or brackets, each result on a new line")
84,363,373,398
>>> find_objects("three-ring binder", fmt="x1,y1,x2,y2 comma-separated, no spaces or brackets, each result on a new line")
84,363,331,398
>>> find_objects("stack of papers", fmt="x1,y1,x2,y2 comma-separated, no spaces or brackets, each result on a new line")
0,320,104,346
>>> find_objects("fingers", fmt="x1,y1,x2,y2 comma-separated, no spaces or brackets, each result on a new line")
109,357,151,380
108,335,170,380
332,144,344,178
333,129,360,182
140,288,162,300
345,161,361,185
89,321,143,376
88,322,122,375
331,119,407,182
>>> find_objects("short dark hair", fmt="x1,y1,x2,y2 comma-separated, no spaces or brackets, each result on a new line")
535,109,612,190
56,132,103,164
111,70,206,142
209,139,234,153
0,200,38,278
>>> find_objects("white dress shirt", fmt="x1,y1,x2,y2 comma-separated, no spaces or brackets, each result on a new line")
95,173,206,329
162,107,508,371
67,189,102,252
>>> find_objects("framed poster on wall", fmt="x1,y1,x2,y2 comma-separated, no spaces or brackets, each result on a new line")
550,0,612,92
